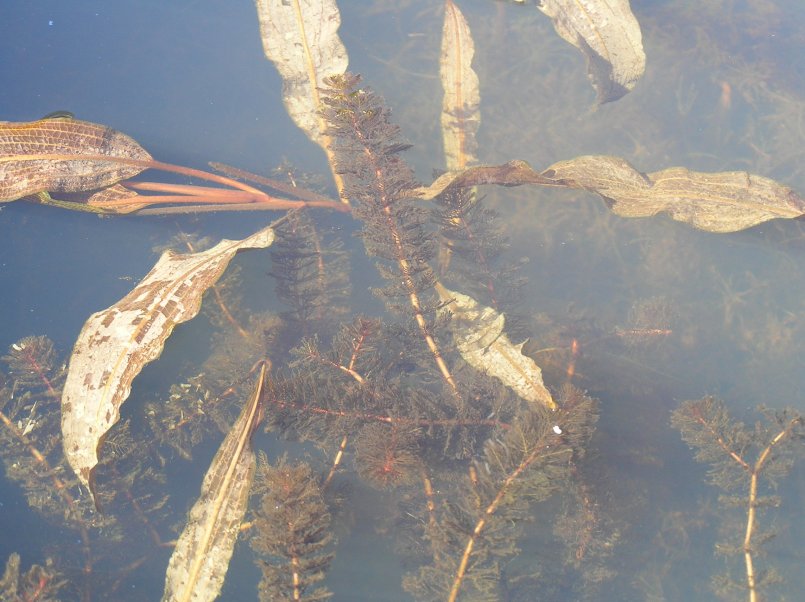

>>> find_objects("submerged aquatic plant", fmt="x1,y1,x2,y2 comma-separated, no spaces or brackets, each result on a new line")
672,397,804,601
1,1,804,600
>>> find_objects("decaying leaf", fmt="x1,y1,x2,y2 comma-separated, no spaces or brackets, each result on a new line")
163,363,267,602
435,282,556,410
61,224,276,501
412,159,560,200
84,183,148,213
538,0,645,103
162,363,266,602
441,0,480,171
0,117,151,202
413,156,804,233
542,155,805,232
254,0,348,151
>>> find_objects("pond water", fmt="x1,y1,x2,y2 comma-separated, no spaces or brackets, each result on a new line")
1,1,804,601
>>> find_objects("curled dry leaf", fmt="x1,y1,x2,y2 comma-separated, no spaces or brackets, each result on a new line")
435,282,556,410
61,224,276,502
542,155,805,232
538,0,645,103
162,363,267,602
441,0,480,171
412,159,560,200
84,183,148,213
0,117,151,202
413,156,804,233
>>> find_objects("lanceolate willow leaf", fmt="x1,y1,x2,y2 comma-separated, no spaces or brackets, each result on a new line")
162,363,267,602
538,0,645,103
441,0,480,171
254,0,349,200
0,116,151,202
435,283,556,410
542,155,805,232
413,157,805,233
61,224,276,503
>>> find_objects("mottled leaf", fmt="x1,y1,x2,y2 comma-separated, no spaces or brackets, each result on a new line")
61,224,276,501
543,155,805,232
538,0,645,103
0,117,151,202
435,283,556,410
254,0,347,149
441,0,480,171
162,363,267,602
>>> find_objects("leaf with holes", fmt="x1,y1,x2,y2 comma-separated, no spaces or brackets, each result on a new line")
61,224,275,503
435,282,556,410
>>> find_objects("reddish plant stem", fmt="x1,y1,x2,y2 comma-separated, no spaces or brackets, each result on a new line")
18,347,59,398
209,162,339,205
447,439,569,602
269,398,508,430
344,111,459,396
12,153,347,212
0,411,93,598
690,406,750,470
321,435,349,491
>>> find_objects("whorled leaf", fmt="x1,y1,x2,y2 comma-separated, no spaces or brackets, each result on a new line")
435,282,556,410
61,224,276,501
0,117,151,202
537,0,645,103
542,155,805,232
441,0,480,171
163,364,267,602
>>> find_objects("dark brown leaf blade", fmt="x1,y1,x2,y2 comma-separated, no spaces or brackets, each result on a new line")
543,155,805,232
162,363,267,602
413,160,560,199
61,224,276,502
0,117,152,202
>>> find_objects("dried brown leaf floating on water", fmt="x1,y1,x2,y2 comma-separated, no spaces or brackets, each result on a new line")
412,159,559,200
0,116,151,202
254,0,349,199
61,224,276,502
162,363,267,602
438,0,482,275
414,156,805,233
542,155,805,232
537,0,645,103
441,0,480,171
435,282,556,410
